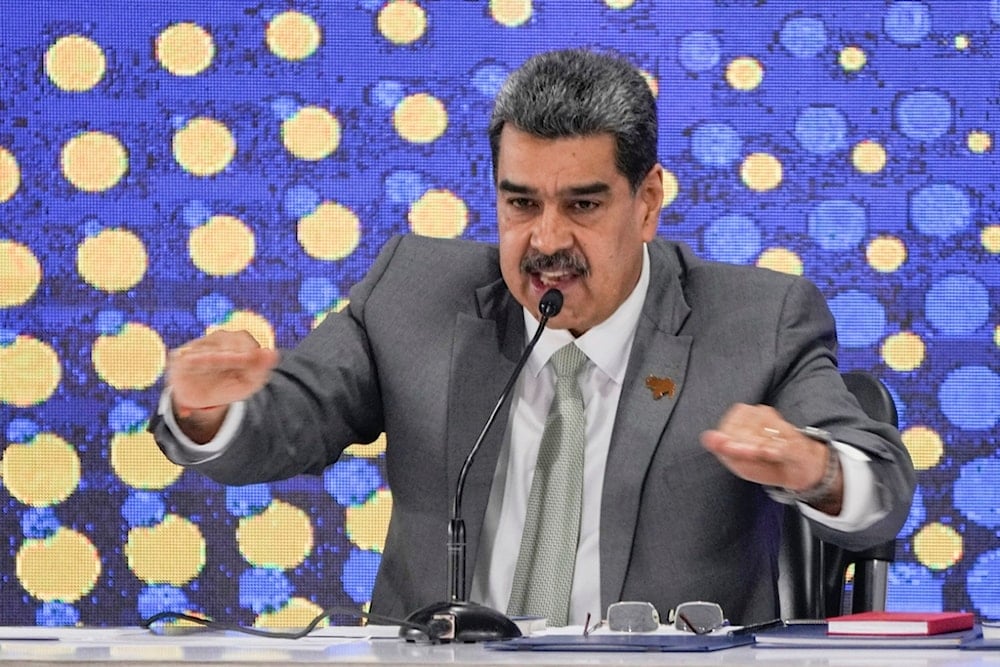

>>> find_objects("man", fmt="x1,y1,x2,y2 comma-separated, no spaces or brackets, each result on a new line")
150,48,915,627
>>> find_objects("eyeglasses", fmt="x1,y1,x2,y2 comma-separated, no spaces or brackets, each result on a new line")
668,601,729,635
602,600,729,635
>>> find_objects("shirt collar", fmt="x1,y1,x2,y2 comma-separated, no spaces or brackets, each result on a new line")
522,244,651,384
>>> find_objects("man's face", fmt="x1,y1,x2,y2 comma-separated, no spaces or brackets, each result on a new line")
496,125,663,336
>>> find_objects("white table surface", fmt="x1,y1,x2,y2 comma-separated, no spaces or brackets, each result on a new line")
1,626,998,666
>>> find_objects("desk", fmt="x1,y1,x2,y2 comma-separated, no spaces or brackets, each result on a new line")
1,627,997,665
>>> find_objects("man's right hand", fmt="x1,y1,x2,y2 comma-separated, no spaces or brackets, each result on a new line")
166,330,280,443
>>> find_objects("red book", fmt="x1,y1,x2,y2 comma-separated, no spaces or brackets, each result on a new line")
827,611,975,636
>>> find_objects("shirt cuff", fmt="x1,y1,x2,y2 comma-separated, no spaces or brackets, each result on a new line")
157,388,246,465
797,442,887,531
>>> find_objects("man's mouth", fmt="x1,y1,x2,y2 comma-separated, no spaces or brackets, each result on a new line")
520,250,589,291
530,270,581,294
538,270,576,287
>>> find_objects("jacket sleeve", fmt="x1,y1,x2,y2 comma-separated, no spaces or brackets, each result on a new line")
768,277,916,551
148,235,408,485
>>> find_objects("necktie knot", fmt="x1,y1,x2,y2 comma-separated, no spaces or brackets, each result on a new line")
551,343,587,380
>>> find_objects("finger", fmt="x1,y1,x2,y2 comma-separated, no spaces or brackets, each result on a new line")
699,429,729,450
753,428,792,462
169,348,273,375
167,348,277,409
169,329,263,358
717,404,785,442
702,428,787,465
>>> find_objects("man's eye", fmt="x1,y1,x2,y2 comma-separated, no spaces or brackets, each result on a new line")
572,200,599,211
509,198,535,209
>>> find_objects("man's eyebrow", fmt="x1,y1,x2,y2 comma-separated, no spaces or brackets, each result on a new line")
497,179,533,194
497,180,611,196
566,182,611,196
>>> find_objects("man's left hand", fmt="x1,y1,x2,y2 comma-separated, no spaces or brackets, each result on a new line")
700,403,842,514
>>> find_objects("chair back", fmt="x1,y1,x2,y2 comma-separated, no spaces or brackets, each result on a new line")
777,370,898,619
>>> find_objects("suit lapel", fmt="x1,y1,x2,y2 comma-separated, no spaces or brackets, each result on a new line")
600,241,694,608
446,279,523,588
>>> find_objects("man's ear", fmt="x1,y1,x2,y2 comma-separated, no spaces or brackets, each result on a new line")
638,163,664,242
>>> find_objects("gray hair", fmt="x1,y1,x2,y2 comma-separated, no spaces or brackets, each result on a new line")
488,48,658,193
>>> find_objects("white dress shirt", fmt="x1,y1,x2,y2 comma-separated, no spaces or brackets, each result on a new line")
161,243,885,626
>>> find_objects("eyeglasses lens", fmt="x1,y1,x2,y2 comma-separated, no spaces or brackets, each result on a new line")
674,603,725,634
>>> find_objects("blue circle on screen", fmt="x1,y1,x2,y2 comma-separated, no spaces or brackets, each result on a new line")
385,169,427,205
299,276,338,314
110,399,149,433
910,183,971,238
22,507,60,539
704,214,761,264
884,1,932,45
925,274,989,336
954,456,1000,528
37,602,79,627
828,291,887,348
324,457,383,507
283,184,321,218
96,310,126,336
968,550,1000,619
182,200,213,228
808,199,866,251
472,62,509,97
939,366,1000,430
780,16,827,58
679,31,722,72
691,123,742,168
195,293,234,327
7,418,39,443
342,548,381,604
795,105,848,154
896,90,952,141
887,562,943,611
270,95,299,121
239,567,293,614
82,217,104,237
226,484,272,517
372,79,405,108
122,491,166,528
138,585,190,619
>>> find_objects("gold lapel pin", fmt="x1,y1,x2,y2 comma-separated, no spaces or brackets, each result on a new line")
645,375,676,400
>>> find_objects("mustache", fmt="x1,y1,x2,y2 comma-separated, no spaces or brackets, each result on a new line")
519,250,590,277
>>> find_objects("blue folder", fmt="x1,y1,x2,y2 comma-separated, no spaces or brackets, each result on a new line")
484,632,753,652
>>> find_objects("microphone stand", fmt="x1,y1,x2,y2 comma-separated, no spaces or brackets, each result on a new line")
400,289,563,643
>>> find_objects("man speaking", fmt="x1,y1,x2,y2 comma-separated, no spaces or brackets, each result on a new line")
150,48,915,628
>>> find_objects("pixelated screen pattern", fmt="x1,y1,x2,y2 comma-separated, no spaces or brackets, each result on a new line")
1,0,998,627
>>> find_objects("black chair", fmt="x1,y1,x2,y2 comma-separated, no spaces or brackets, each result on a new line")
777,370,898,619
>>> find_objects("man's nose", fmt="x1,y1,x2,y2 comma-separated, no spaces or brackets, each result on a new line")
530,207,573,256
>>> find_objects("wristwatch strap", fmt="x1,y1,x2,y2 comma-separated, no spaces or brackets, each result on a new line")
765,427,840,506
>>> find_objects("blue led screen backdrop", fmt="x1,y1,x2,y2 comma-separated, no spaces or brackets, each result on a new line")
1,0,998,626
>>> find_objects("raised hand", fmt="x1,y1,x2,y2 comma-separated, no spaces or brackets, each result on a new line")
700,403,842,514
165,329,279,443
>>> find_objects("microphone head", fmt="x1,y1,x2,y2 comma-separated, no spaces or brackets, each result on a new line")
538,289,563,318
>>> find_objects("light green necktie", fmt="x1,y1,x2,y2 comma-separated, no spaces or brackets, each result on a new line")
507,343,588,627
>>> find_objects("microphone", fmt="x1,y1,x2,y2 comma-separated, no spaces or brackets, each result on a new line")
400,289,564,643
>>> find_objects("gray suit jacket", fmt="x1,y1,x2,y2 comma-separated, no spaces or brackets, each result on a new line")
152,234,915,624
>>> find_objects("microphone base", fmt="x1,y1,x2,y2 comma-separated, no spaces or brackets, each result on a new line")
399,600,522,643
